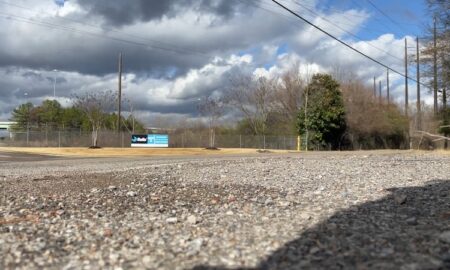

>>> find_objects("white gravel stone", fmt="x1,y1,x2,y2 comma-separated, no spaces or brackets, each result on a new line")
438,231,450,244
126,191,137,197
166,217,178,224
108,185,118,191
186,215,198,224
1,152,449,270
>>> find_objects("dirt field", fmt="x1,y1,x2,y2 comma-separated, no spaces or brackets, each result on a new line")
0,147,291,157
1,146,448,158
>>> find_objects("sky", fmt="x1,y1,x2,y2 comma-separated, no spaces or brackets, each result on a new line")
0,0,433,126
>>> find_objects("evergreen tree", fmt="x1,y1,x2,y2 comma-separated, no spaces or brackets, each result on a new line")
297,74,346,150
38,100,63,129
10,102,34,131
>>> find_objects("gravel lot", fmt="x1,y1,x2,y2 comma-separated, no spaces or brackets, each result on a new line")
1,151,449,269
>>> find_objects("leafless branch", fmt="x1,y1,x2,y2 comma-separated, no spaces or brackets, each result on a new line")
72,90,116,147
415,130,450,141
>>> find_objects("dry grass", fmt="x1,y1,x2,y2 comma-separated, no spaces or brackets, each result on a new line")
422,149,450,156
1,147,448,158
0,147,291,157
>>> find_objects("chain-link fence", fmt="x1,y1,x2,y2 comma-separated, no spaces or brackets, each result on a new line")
169,133,300,150
2,130,443,150
0,131,305,150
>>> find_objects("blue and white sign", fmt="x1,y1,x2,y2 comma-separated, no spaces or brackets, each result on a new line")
131,134,169,148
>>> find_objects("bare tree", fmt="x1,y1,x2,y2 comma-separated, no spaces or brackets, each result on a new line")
227,75,276,135
271,64,317,137
340,80,410,149
72,90,116,148
121,96,137,134
197,96,224,149
274,65,306,123
330,63,358,84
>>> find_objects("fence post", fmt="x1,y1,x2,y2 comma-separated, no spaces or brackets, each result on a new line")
297,135,300,151
239,135,242,149
26,128,29,147
263,135,266,150
45,127,48,147
58,131,61,148
121,132,124,148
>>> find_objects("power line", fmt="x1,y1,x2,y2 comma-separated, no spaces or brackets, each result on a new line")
252,0,406,51
0,12,212,60
350,0,406,36
364,0,411,35
290,0,403,63
0,0,429,91
0,1,209,58
285,0,417,37
258,0,394,36
271,0,428,88
292,0,424,27
0,13,174,53
259,0,415,51
248,0,385,36
236,0,301,24
0,0,206,55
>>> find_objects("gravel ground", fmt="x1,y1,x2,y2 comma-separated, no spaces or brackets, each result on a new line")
1,151,449,269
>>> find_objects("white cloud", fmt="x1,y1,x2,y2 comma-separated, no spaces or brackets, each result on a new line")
0,0,432,123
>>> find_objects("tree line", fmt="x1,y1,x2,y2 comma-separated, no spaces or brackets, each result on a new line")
7,69,437,150
10,91,146,147
10,94,145,133
192,65,410,150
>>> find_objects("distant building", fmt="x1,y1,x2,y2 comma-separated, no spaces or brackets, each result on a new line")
0,121,16,139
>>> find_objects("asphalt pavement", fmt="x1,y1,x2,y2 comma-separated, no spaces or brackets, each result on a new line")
0,150,63,163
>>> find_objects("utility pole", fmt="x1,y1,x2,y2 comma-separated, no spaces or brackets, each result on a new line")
444,62,448,112
304,87,309,152
416,37,421,130
379,80,382,103
405,38,409,116
442,55,448,149
387,68,390,104
440,55,447,111
433,17,438,115
373,76,376,98
53,69,58,99
117,53,123,133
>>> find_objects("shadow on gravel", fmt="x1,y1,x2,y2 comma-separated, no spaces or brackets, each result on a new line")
192,180,450,270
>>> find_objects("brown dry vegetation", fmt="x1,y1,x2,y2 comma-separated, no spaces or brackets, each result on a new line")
340,81,409,149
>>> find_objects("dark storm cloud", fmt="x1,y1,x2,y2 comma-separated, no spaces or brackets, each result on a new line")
133,99,199,115
75,0,172,26
0,0,283,77
0,37,208,77
75,0,247,27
